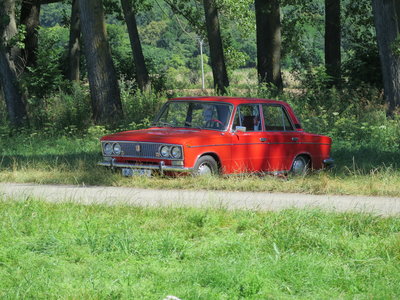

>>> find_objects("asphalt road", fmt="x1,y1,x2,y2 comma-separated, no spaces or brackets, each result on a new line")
1,182,400,216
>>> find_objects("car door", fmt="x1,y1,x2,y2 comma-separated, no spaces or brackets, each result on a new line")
262,104,302,172
231,104,268,173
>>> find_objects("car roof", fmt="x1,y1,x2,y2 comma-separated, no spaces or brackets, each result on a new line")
169,96,286,106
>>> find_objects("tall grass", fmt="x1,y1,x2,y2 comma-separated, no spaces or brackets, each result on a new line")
0,199,399,299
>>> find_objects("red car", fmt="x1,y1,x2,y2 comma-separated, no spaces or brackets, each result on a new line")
98,97,334,176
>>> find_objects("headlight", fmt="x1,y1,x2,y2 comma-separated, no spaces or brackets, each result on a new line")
160,145,170,157
171,146,182,158
104,143,113,155
113,143,121,155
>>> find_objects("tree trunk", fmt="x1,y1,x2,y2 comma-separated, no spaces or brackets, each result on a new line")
20,0,41,68
67,0,80,81
255,0,283,90
203,0,229,94
121,0,150,92
325,0,341,85
372,0,400,114
78,0,123,124
0,0,28,127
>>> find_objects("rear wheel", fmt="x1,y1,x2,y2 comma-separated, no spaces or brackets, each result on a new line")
193,155,218,176
290,156,310,175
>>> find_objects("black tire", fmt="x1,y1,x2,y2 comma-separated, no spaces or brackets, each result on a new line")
193,155,219,176
290,156,310,176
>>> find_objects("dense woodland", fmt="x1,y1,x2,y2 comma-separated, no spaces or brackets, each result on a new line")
0,0,398,131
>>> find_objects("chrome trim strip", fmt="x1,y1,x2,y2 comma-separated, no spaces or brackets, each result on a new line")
97,160,192,173
188,142,331,148
188,144,232,148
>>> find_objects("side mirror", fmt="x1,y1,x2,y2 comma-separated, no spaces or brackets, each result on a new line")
235,126,247,133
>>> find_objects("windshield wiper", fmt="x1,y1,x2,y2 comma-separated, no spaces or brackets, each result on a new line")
184,121,202,129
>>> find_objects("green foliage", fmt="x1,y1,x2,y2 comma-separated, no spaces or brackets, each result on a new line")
342,0,382,87
27,83,92,132
21,26,69,99
7,24,26,50
118,79,166,129
281,1,324,69
107,24,135,81
139,20,169,46
40,2,69,27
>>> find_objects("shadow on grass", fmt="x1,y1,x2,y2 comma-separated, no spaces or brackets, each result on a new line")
0,152,120,186
332,146,399,172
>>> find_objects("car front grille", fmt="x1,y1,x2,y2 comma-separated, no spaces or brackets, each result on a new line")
120,142,159,158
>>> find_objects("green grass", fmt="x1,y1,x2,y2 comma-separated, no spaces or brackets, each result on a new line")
0,199,399,298
1,132,400,196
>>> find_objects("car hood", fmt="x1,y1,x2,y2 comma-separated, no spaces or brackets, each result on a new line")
100,127,226,146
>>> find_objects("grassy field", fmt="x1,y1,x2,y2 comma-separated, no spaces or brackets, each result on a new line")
0,132,400,196
0,198,399,299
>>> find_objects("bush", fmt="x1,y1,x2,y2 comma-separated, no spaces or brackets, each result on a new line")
21,26,69,99
118,79,166,130
27,83,92,133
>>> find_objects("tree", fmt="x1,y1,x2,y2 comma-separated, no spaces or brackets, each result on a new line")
372,0,400,115
67,0,80,81
255,0,283,90
0,0,28,127
78,0,123,124
20,0,41,69
120,0,150,91
203,0,229,94
325,0,341,85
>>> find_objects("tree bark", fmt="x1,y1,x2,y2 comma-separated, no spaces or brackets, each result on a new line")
78,0,123,124
325,0,341,85
255,0,283,90
121,0,150,92
203,0,229,94
0,0,28,127
67,0,80,81
372,0,400,114
20,0,41,68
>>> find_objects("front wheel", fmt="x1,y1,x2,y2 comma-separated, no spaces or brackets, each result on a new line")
290,156,310,176
192,155,219,176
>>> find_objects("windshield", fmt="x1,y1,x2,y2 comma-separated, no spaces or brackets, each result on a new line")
153,101,233,131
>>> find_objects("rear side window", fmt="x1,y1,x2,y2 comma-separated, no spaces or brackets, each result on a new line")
233,104,262,132
262,105,294,131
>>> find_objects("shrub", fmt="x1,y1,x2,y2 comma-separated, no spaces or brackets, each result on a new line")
21,26,69,99
27,83,92,133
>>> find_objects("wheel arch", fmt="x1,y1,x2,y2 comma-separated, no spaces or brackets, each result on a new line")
195,152,222,172
292,153,312,169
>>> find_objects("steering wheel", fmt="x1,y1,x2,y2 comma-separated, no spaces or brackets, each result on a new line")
205,119,224,129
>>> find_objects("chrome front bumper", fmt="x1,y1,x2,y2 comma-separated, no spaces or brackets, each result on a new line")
97,159,192,174
323,158,335,169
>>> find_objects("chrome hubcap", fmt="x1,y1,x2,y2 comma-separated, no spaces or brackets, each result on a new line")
198,163,212,175
292,158,306,175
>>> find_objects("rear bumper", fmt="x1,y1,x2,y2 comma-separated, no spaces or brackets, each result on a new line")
323,158,335,169
97,158,192,174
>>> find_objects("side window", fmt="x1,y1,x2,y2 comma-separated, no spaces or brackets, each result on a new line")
262,105,294,131
233,104,261,132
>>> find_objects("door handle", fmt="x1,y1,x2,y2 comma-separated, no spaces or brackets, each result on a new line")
292,137,299,142
260,138,267,142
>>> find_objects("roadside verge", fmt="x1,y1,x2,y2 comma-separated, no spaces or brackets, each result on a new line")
1,183,400,216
